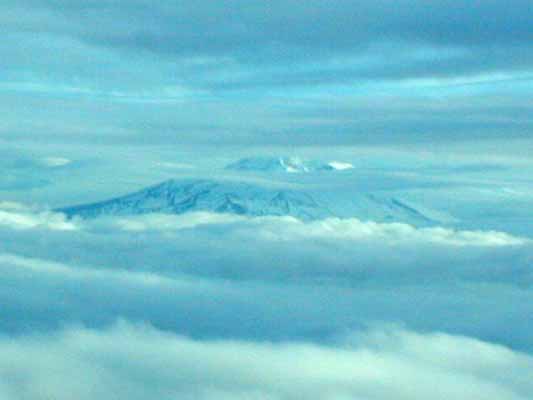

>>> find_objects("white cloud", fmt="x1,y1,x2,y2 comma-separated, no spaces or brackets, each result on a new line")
327,161,354,170
93,212,529,247
0,322,531,400
0,201,29,211
1,247,532,352
267,218,529,247
156,161,196,170
0,253,195,290
0,207,77,231
3,201,525,247
101,212,243,232
41,157,71,167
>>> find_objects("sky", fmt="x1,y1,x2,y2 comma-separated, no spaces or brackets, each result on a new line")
1,0,533,147
1,1,533,399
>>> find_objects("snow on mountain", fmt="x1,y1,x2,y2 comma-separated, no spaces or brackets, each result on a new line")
58,179,331,221
326,161,354,171
57,179,445,225
225,157,354,173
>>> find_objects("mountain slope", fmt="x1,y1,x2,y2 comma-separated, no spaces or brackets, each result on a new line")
58,179,332,221
57,179,446,225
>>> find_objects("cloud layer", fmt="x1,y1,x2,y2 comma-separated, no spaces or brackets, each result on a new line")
2,1,533,145
1,321,532,400
1,202,528,246
0,164,532,398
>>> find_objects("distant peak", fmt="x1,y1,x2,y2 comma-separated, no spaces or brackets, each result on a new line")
225,156,354,173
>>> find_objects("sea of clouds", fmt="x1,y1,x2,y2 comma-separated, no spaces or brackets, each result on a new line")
1,146,533,399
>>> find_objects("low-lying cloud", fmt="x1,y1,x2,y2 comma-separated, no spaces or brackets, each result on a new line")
0,321,531,400
2,203,528,247
1,206,532,289
0,206,76,231
2,246,532,351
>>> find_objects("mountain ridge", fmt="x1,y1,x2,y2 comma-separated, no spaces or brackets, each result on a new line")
57,178,448,226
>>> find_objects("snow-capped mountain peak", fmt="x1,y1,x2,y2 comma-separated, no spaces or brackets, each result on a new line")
225,156,353,173
326,161,354,171
57,178,447,226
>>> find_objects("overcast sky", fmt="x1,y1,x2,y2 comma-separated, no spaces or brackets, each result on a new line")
2,0,533,148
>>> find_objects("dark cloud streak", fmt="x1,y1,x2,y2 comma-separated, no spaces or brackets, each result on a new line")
1,0,532,145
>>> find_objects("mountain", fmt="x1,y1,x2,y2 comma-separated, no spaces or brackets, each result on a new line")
225,157,354,173
57,179,446,225
58,179,331,220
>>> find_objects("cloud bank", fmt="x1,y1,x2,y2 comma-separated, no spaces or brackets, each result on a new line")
2,1,533,145
1,321,532,400
1,203,528,247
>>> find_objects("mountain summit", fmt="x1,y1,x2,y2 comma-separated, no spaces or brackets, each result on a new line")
225,157,354,173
